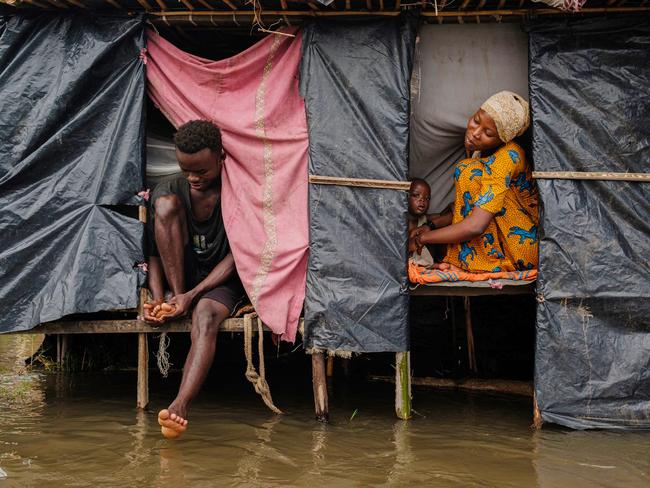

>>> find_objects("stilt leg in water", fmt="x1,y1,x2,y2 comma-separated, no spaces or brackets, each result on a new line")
464,297,477,373
312,352,329,423
533,391,542,429
395,352,412,420
137,333,149,410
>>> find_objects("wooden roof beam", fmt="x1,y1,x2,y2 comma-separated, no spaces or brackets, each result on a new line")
64,0,87,7
135,0,154,9
104,0,122,8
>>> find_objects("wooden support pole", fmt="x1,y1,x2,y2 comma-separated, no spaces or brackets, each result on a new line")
326,355,334,377
533,391,542,429
56,334,62,368
464,297,477,373
60,335,68,370
137,333,149,410
395,351,411,420
312,353,329,422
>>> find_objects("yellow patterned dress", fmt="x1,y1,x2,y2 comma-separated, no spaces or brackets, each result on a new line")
444,141,539,272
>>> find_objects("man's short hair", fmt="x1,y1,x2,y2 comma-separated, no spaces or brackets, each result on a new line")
174,120,222,154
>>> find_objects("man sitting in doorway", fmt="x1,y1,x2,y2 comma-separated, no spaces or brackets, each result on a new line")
143,120,246,439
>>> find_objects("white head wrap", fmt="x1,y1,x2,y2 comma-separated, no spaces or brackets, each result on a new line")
480,91,530,143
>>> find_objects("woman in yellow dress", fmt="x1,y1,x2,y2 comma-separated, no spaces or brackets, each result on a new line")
410,91,538,273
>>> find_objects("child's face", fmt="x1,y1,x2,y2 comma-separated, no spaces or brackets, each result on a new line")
408,182,431,216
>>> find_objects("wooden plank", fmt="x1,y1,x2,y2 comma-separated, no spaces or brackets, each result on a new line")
409,283,535,297
222,0,236,9
64,0,87,7
18,318,273,335
309,174,410,190
154,0,167,8
104,0,122,8
533,171,650,182
373,375,534,397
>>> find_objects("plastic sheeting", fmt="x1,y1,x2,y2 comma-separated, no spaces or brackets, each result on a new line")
409,24,529,213
0,14,146,333
301,15,417,352
529,16,650,429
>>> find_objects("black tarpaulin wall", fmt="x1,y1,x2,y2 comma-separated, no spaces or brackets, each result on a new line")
0,14,146,333
529,16,650,429
300,15,417,352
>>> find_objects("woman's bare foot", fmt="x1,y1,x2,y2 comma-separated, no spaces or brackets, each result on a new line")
158,408,188,439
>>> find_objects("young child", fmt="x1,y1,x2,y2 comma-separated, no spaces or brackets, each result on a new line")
408,179,435,267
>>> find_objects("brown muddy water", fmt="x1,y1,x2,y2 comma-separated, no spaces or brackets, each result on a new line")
1,335,649,488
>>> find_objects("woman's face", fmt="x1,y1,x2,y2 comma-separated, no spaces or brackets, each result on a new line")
465,109,501,154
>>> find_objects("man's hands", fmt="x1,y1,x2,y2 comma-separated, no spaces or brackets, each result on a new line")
142,291,196,325
167,292,194,320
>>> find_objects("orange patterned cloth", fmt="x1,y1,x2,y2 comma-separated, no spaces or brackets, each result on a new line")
408,260,537,284
443,141,539,273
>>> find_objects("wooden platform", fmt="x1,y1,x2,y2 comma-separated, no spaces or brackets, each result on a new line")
11,280,537,423
17,318,269,335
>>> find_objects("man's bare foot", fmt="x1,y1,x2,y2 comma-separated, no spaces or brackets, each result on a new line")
158,408,188,439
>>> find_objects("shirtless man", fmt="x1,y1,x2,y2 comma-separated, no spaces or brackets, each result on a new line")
143,120,246,439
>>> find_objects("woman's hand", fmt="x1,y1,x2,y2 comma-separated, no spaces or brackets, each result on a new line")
409,225,428,239
408,233,426,255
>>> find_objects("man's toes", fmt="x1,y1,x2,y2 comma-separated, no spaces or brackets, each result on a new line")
158,409,171,425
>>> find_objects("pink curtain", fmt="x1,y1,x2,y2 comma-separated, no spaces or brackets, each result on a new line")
146,29,308,342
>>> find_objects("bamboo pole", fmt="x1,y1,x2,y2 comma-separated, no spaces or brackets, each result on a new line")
309,174,411,190
312,352,329,422
395,352,412,420
137,204,149,410
532,171,650,182
148,7,650,20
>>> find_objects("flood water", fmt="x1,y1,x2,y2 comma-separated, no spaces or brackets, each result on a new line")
1,335,649,487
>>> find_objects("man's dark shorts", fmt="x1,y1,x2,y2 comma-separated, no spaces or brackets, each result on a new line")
184,244,247,315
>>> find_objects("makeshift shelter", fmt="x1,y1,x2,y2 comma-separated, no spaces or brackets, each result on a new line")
0,0,648,429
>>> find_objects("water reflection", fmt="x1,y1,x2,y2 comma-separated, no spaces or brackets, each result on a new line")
0,342,649,488
385,420,414,486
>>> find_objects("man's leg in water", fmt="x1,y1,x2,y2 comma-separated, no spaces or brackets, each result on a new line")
154,194,189,295
158,298,229,439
